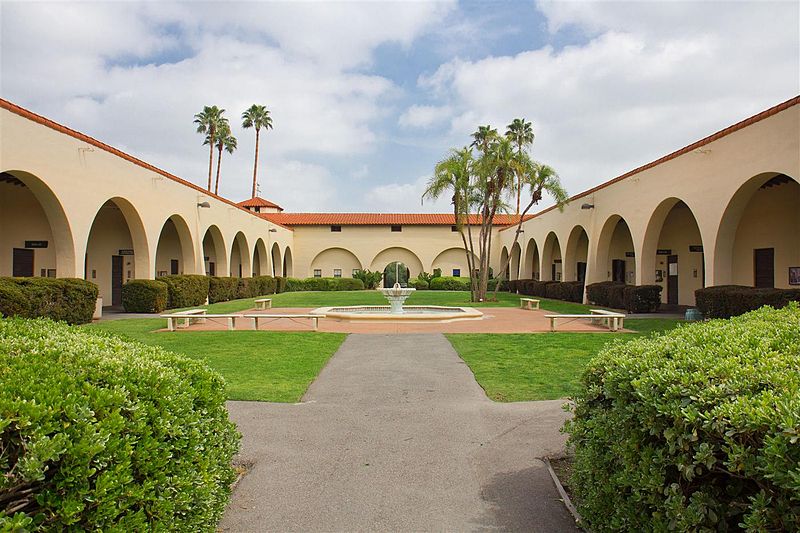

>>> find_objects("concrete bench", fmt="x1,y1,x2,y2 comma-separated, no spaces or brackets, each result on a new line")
161,309,206,331
519,297,540,310
544,310,626,332
244,314,321,331
254,298,272,310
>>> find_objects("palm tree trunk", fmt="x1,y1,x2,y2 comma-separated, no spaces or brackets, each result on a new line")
214,145,223,195
207,130,214,191
252,128,260,198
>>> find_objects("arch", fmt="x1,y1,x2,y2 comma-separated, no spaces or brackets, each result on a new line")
594,215,635,284
509,242,522,280
271,242,282,277
0,170,76,277
521,238,540,280
252,238,268,276
499,246,509,280
229,231,251,278
85,197,150,306
201,225,227,277
310,247,362,278
641,198,705,305
155,214,195,277
563,225,589,282
713,172,800,288
432,247,476,278
283,247,293,277
369,247,424,278
541,231,563,281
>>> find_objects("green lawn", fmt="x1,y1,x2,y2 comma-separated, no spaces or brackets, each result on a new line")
446,318,683,402
89,318,345,403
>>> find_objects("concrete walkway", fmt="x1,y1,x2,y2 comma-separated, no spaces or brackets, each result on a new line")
221,334,578,532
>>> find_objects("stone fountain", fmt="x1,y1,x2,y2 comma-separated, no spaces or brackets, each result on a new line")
379,262,415,314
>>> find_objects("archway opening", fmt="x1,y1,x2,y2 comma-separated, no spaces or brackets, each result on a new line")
541,232,562,281
500,247,509,280
521,239,539,279
369,247,424,279
85,198,149,306
0,171,75,278
252,238,268,276
283,247,293,277
230,232,251,278
155,215,194,277
509,242,522,280
596,216,635,284
202,226,226,277
271,243,282,277
564,226,589,282
432,247,476,278
383,261,410,287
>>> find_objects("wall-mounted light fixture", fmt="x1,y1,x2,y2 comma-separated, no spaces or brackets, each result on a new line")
197,201,211,208
581,203,595,210
268,228,277,233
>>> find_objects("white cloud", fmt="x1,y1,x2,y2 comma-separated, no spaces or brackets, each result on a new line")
363,175,452,213
398,104,452,129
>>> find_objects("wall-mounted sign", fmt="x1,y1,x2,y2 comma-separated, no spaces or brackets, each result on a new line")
657,249,672,255
689,245,704,252
25,240,48,248
118,249,134,256
625,251,635,257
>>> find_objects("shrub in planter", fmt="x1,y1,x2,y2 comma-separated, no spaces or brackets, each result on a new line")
121,279,168,313
622,284,662,313
409,279,429,290
695,285,800,318
159,274,209,309
0,317,239,530
208,277,239,303
429,276,470,291
565,304,800,531
0,277,98,324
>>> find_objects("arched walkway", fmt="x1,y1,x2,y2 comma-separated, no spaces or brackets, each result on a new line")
230,232,251,278
521,239,539,279
252,238,268,276
563,226,589,282
284,247,293,277
370,247,424,279
499,247,509,280
541,232,562,281
509,242,522,280
271,243,282,277
155,215,195,277
202,225,227,277
311,247,361,278
595,215,635,284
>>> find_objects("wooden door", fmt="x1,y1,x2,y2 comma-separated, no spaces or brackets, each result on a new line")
170,259,179,275
754,248,774,288
612,259,625,282
111,255,123,306
12,248,34,277
667,255,679,305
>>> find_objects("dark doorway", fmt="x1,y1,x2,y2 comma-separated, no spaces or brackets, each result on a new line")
208,262,215,276
551,263,556,281
111,255,124,306
576,262,587,282
170,259,179,275
12,248,34,277
612,259,626,283
667,255,679,305
754,248,774,288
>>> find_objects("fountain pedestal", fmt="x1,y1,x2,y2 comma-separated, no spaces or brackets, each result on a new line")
379,283,416,314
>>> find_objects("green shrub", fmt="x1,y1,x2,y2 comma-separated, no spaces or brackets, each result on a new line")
121,280,167,313
409,279,429,290
565,304,800,531
586,281,627,309
250,276,278,296
695,285,800,318
208,277,239,303
283,277,364,292
0,277,98,324
432,268,442,278
275,276,287,293
335,278,365,290
544,281,585,303
284,277,307,292
507,279,518,293
429,276,470,291
159,274,209,309
622,284,662,313
0,317,239,530
353,269,383,289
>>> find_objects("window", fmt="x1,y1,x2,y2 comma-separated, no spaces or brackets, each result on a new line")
391,225,402,232
331,225,341,232
313,269,322,278
451,225,458,232
452,269,461,277
333,269,342,278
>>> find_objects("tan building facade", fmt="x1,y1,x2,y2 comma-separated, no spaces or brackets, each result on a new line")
2,96,798,308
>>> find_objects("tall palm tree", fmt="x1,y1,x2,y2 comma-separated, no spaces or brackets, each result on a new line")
206,120,237,196
194,105,226,191
506,118,534,214
470,125,498,155
241,104,273,198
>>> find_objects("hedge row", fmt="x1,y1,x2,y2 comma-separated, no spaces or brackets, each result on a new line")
208,276,280,304
695,285,800,318
158,274,209,308
425,276,501,291
122,280,168,313
586,281,662,313
283,277,365,292
565,304,800,531
0,277,98,324
0,317,239,530
509,279,585,303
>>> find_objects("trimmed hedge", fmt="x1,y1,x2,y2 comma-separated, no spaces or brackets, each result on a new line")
284,277,365,292
0,277,98,325
565,304,800,531
276,276,287,293
586,282,662,312
429,276,470,291
208,277,239,304
0,317,239,530
695,285,800,318
159,274,210,309
545,281,584,303
409,279,429,290
121,280,168,313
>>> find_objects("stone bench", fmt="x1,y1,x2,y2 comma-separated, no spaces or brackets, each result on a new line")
161,308,206,331
244,314,321,331
544,310,626,332
254,298,272,310
519,297,540,310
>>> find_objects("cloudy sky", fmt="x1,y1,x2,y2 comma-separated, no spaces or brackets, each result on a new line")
2,1,798,213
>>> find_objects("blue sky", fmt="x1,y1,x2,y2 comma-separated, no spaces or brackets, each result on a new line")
2,1,798,213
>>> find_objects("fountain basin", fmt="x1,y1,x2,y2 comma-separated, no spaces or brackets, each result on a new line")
310,305,483,322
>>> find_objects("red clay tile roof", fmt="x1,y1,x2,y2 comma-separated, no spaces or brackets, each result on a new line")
236,197,284,210
258,213,532,226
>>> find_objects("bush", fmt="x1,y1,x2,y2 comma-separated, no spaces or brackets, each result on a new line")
284,277,307,292
507,280,518,293
283,277,365,292
335,278,365,291
121,280,167,313
695,285,800,318
586,281,626,309
0,277,98,324
429,276,470,291
0,317,239,530
353,269,383,289
565,304,800,531
544,281,585,303
275,276,287,293
159,275,209,309
208,277,239,303
409,279,429,290
622,284,662,313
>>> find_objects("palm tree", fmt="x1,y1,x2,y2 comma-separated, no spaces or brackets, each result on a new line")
241,104,273,198
205,120,237,196
506,118,535,214
470,125,498,155
194,105,226,191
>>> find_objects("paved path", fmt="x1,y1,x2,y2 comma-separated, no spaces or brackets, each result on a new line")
220,334,578,532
